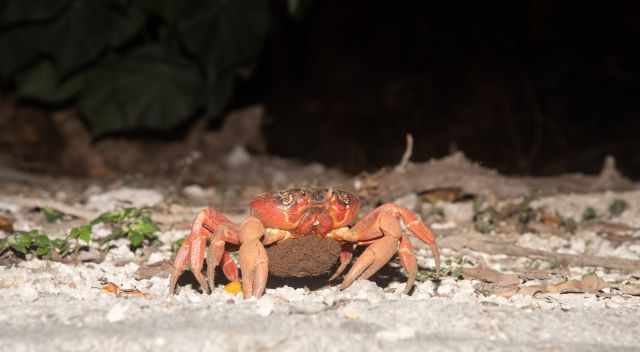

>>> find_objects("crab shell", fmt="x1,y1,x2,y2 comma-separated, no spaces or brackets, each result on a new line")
249,188,361,236
248,188,361,277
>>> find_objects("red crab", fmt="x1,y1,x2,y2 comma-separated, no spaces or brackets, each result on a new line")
169,188,440,298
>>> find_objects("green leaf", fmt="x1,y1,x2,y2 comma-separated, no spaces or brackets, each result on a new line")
0,238,10,254
582,207,597,222
128,231,145,248
12,232,34,254
0,0,71,25
78,45,202,135
51,239,68,252
175,0,269,114
0,0,145,76
132,218,158,236
34,234,50,248
609,199,629,217
41,206,64,223
177,0,270,70
16,60,86,103
35,245,50,256
136,0,178,24
70,224,92,243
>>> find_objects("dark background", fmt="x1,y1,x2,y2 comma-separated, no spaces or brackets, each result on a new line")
2,1,640,179
260,1,640,177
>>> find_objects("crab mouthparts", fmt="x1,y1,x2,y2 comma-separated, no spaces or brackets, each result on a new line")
296,209,333,235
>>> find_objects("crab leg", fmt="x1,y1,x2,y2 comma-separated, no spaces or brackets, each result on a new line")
237,216,268,298
328,204,440,293
340,209,401,289
189,235,209,293
398,207,440,273
206,228,226,291
329,243,355,281
221,251,239,282
169,208,239,295
398,235,417,293
169,240,191,294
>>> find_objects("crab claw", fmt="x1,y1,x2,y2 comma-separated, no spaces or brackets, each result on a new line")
330,203,440,294
237,216,269,298
169,208,239,295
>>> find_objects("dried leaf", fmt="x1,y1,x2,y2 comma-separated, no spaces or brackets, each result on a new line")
463,266,520,287
419,187,469,203
540,211,562,226
100,282,148,298
0,214,14,232
619,284,640,296
547,273,608,294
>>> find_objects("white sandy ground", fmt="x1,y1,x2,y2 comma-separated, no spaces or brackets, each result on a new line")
2,189,640,351
1,257,640,352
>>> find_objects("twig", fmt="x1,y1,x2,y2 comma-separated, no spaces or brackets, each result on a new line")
440,234,640,272
394,133,414,173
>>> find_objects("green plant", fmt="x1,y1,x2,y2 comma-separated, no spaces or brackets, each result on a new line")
0,229,68,257
0,0,270,135
609,199,629,217
581,207,597,222
93,208,159,249
42,207,63,223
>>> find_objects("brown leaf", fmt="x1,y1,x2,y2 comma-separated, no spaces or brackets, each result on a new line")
0,214,14,232
517,270,556,281
100,282,148,298
463,266,521,287
419,187,468,203
547,273,608,294
619,284,640,296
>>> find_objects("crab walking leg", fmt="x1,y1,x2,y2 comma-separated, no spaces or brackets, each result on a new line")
169,208,240,295
398,235,417,293
205,229,226,291
238,216,268,298
169,240,191,294
329,243,355,281
398,206,441,273
340,235,399,289
221,251,239,282
340,210,401,289
189,235,210,293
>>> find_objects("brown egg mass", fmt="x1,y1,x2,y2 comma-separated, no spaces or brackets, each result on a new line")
265,235,341,277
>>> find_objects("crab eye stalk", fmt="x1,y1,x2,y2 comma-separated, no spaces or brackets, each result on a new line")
336,191,353,207
278,191,295,207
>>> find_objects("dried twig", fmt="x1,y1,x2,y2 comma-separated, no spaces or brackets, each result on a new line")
394,133,414,173
440,234,640,272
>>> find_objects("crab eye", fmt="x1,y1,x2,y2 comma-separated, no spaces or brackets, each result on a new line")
336,191,352,207
278,191,295,207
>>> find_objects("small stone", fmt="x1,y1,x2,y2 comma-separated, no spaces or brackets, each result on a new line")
19,286,39,302
393,193,418,210
256,296,274,317
376,326,416,341
106,302,129,322
226,145,251,167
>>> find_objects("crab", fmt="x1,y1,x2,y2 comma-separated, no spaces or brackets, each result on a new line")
169,188,440,298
